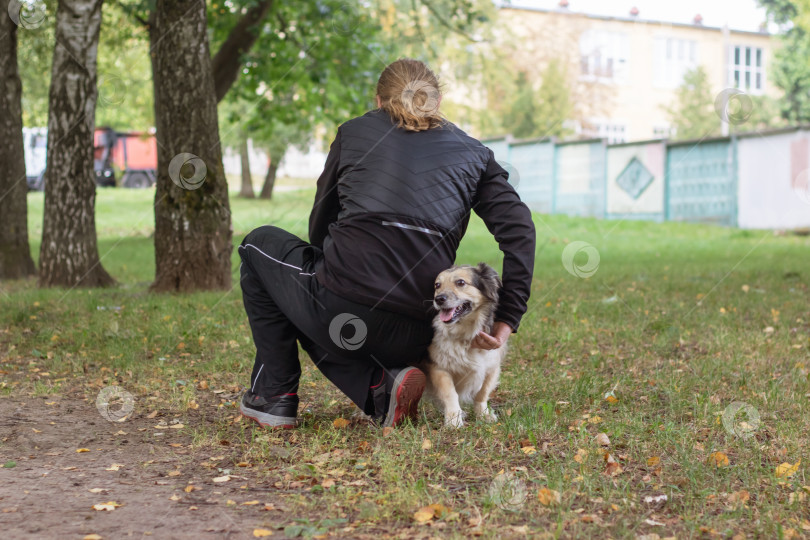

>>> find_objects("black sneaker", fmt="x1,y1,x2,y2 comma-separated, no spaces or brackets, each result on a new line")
370,367,426,428
240,390,299,429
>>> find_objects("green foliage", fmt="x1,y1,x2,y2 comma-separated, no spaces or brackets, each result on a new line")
758,0,810,122
215,1,389,156
536,59,573,139
503,72,539,139
770,29,810,122
502,61,573,140
730,94,789,133
17,1,153,130
664,66,720,140
16,0,55,127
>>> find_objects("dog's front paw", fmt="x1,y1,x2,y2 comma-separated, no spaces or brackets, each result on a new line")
444,410,464,428
474,402,497,423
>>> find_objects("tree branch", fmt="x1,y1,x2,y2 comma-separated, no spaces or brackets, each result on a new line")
211,0,274,103
418,0,482,43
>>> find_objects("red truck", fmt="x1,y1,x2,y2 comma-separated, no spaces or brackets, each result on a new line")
27,127,158,190
94,127,158,188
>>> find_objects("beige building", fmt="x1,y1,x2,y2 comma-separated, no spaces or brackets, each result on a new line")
472,3,780,142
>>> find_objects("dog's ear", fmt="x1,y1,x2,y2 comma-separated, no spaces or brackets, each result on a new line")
473,262,501,303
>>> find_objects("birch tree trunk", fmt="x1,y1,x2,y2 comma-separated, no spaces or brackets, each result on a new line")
39,0,113,288
0,0,36,279
150,0,232,292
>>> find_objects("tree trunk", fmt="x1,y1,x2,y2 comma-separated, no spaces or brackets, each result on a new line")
39,0,113,288
150,0,232,292
259,158,279,200
0,0,36,280
238,137,254,198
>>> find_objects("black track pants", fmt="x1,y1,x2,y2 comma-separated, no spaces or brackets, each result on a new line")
238,226,433,414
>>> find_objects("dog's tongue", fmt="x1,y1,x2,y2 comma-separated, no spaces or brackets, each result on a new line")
439,308,455,322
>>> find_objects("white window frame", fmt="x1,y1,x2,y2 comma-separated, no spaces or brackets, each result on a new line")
579,30,630,84
582,118,628,144
652,37,698,88
728,45,765,94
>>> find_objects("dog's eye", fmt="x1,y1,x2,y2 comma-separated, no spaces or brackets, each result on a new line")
455,279,466,287
434,282,441,289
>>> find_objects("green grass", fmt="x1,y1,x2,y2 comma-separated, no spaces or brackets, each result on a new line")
3,186,810,538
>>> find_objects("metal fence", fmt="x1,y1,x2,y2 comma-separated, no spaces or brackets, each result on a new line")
484,126,810,229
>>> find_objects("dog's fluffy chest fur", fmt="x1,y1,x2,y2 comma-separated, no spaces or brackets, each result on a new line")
427,331,504,404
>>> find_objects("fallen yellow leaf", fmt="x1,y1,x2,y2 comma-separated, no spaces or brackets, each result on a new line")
573,448,588,463
84,535,103,540
169,494,181,501
382,426,394,436
427,503,450,518
708,452,730,468
421,439,433,450
776,460,800,478
521,446,537,455
105,464,123,471
321,478,336,488
167,471,181,477
588,415,603,424
538,487,561,506
76,448,91,453
605,394,619,404
333,418,350,429
241,500,260,505
252,529,273,537
647,456,661,467
212,475,230,483
413,508,434,523
184,485,195,493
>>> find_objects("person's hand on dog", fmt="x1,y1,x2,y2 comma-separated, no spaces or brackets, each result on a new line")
472,321,512,350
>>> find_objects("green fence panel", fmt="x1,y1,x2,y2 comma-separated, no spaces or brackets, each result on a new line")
666,139,737,226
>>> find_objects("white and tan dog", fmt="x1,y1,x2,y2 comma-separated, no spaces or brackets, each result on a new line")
424,263,506,428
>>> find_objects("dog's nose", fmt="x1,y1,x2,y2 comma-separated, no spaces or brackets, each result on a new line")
435,294,447,306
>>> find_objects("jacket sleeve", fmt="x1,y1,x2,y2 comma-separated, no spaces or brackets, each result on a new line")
472,149,536,331
308,130,342,249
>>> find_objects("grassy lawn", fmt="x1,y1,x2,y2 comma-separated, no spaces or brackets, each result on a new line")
2,185,810,538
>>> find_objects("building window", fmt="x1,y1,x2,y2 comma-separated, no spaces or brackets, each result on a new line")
579,30,629,82
728,45,764,93
583,119,627,144
653,125,674,139
653,37,698,88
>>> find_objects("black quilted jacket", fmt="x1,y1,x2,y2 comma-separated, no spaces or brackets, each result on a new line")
309,109,536,330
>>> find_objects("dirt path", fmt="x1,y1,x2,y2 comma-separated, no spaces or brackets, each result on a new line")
0,392,295,539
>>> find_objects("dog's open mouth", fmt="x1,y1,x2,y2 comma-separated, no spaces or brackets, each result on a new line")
438,301,472,323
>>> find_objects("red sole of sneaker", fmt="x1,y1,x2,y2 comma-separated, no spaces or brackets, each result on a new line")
241,412,296,430
390,369,426,427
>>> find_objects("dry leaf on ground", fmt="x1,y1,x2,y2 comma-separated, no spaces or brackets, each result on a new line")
92,501,121,511
707,452,730,468
595,433,610,446
538,487,561,506
776,460,800,478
